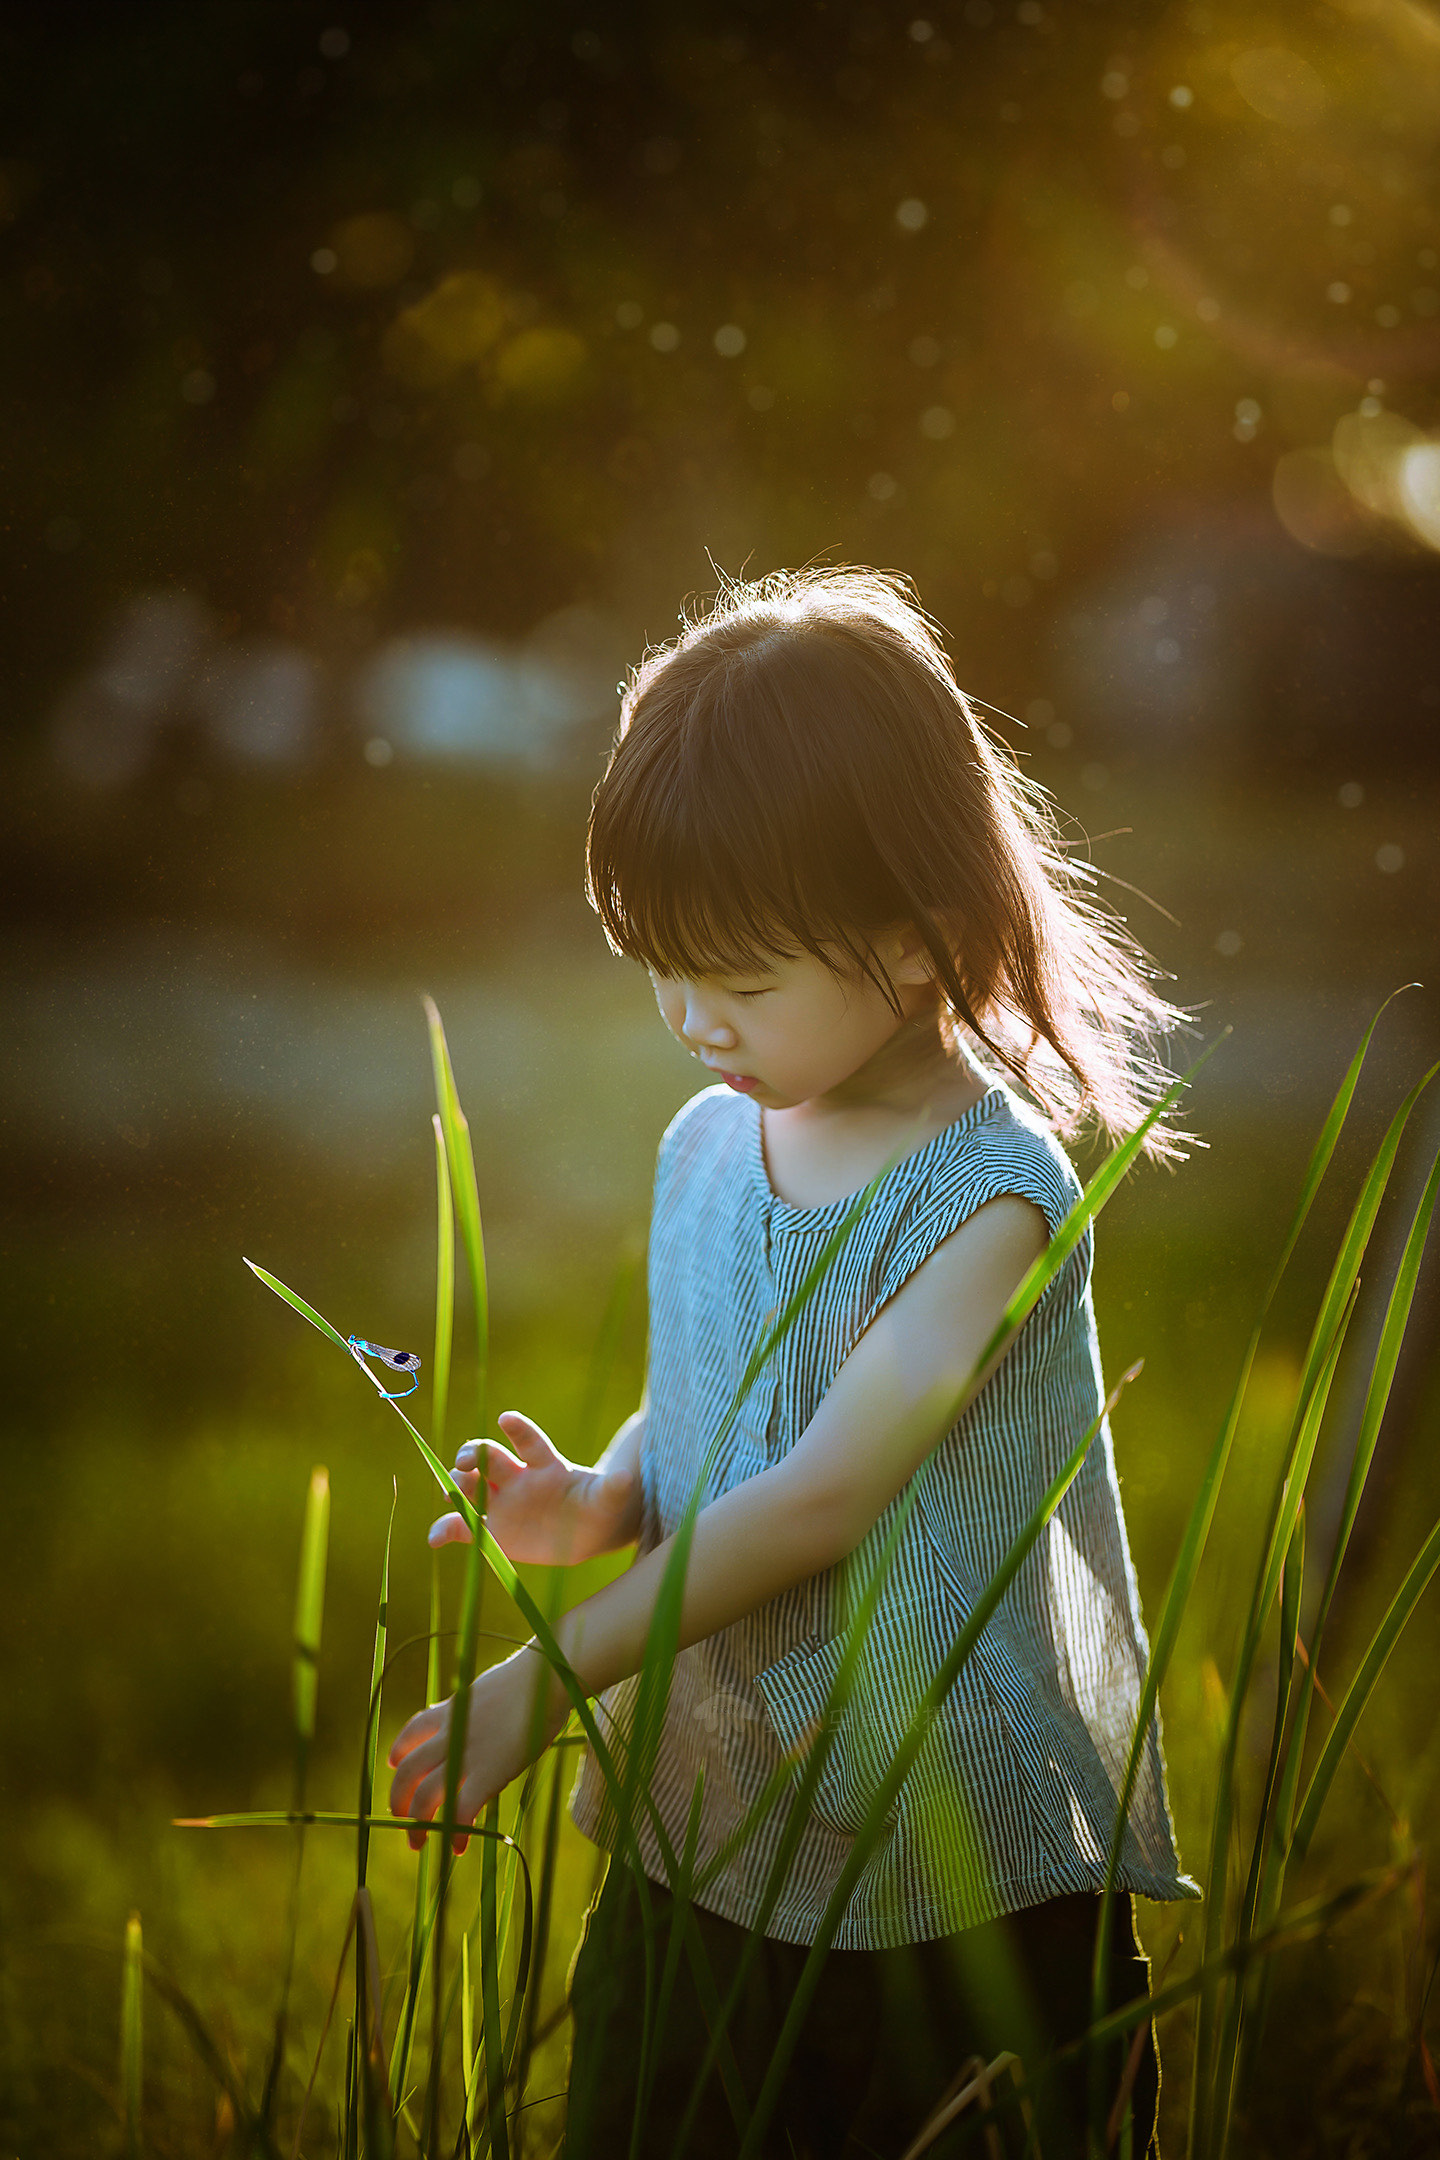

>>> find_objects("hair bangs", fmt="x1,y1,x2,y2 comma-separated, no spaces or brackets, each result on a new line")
588,766,861,986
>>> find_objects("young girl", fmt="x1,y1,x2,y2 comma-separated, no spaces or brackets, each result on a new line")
388,568,1198,2157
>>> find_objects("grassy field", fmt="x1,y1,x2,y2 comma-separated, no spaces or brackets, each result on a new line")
4,928,1440,2156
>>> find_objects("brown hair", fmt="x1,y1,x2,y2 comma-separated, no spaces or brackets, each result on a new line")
587,567,1185,1158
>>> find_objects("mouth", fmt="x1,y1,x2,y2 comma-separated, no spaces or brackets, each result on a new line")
705,1064,760,1094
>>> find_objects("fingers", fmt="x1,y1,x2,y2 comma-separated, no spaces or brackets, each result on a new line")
387,1701,447,1772
454,1440,524,1485
403,1763,480,1853
427,1510,472,1549
494,1411,560,1465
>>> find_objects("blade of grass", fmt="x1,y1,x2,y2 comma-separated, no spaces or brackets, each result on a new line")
424,1519,491,2154
263,1465,330,2133
433,1113,456,1462
1267,1137,1440,1879
1191,1058,1436,2156
1208,1501,1307,2151
425,997,488,1429
1087,1000,1403,2142
460,1929,474,2139
391,1564,444,2112
121,1911,143,2160
1230,1136,1440,2104
1293,1510,1440,1858
1189,1285,1358,2160
358,1483,398,1891
474,1796,509,2160
347,1483,397,2159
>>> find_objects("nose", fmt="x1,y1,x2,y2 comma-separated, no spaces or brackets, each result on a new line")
680,987,737,1053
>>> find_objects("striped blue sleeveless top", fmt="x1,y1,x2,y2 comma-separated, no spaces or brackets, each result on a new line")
569,1082,1198,1949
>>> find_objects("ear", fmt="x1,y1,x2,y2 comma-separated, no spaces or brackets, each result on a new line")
880,921,943,988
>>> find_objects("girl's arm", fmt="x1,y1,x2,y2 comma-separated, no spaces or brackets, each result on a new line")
389,1194,1045,1840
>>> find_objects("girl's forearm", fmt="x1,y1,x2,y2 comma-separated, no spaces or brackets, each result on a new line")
520,1455,843,1720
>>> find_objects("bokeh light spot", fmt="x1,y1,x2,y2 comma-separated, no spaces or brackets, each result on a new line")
1376,844,1405,874
648,321,680,352
867,471,899,502
895,198,928,232
1327,282,1352,304
181,369,216,405
328,212,414,290
1169,85,1193,108
615,301,643,330
1154,324,1178,350
1216,930,1243,957
713,323,746,357
310,247,338,275
1397,442,1440,549
1338,782,1364,808
318,27,350,59
494,326,588,397
363,736,393,767
1231,47,1328,127
919,404,955,440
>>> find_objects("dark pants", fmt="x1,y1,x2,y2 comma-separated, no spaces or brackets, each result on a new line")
566,1863,1159,2158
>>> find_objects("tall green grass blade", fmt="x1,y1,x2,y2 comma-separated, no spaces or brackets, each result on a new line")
460,1928,474,2138
425,997,488,1428
262,1465,331,2132
1267,1137,1440,1880
1293,1511,1440,1858
292,1465,330,1763
121,1910,143,2160
244,1259,353,1354
1208,1502,1307,2152
475,1796,509,2160
424,1513,491,2153
1189,1288,1357,2160
358,1483,397,1891
392,1564,444,2113
1090,997,1399,2084
347,1483,396,2159
511,1738,567,2121
1191,1058,1435,2156
1234,1135,1440,2097
733,1364,1140,2160
433,1113,455,1462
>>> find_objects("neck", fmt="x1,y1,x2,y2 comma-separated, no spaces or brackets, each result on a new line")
819,994,983,1125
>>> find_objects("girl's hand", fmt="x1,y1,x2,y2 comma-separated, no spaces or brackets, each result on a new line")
427,1411,639,1566
387,1648,561,1853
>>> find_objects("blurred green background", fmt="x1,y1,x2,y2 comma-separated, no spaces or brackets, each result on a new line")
2,1,1439,2152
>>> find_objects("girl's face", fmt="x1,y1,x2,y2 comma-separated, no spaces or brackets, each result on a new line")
648,938,934,1110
